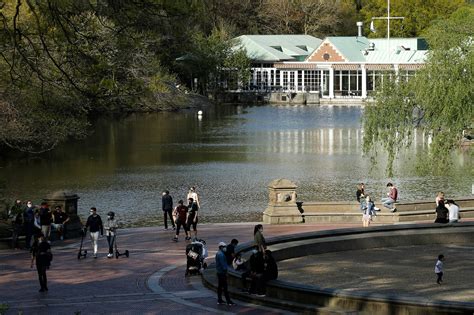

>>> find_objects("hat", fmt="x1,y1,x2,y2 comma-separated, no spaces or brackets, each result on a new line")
218,242,227,247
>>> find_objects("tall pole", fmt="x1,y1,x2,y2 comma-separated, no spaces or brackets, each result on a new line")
387,0,390,54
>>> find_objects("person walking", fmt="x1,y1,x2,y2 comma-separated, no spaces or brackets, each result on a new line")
254,224,266,255
85,207,103,258
172,200,190,241
162,190,175,230
30,233,52,292
23,201,35,249
434,200,449,224
435,254,445,284
104,211,118,258
186,198,199,240
215,242,235,306
39,202,52,242
381,182,398,212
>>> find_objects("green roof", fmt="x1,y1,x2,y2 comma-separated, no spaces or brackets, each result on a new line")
325,36,370,62
319,36,428,63
233,35,322,62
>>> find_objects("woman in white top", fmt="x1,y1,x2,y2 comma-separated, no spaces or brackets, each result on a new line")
445,199,460,223
187,187,200,208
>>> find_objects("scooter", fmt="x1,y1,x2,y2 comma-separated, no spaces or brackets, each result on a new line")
114,231,129,259
77,228,87,259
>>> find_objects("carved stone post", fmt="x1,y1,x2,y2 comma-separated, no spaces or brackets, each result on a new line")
263,179,302,224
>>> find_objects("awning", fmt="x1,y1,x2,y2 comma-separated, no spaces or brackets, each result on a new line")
365,64,394,70
332,64,360,70
274,63,318,69
398,64,424,70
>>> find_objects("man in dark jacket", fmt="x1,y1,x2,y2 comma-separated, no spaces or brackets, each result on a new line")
162,190,175,230
23,201,36,249
9,199,25,249
39,202,52,242
85,207,103,258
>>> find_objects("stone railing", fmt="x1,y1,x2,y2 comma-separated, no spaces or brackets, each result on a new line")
262,179,474,224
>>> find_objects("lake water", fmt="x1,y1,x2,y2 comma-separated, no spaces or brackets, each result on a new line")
1,104,471,226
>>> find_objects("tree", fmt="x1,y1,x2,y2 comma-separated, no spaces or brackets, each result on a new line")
360,0,467,37
362,6,474,175
0,0,187,153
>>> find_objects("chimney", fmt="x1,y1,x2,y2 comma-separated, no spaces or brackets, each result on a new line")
356,21,363,37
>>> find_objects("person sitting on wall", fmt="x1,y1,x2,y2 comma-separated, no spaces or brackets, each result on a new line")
52,205,70,241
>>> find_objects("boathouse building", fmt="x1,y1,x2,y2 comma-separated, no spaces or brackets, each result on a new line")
224,34,428,103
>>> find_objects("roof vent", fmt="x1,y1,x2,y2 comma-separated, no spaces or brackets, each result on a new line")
368,42,375,51
271,46,283,52
296,45,308,51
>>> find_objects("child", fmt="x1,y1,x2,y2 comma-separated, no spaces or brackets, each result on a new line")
362,195,375,227
435,254,444,284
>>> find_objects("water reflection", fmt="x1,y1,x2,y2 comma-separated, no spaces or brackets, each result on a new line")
0,104,471,226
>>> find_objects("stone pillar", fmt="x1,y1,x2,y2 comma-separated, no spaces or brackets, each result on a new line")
43,191,82,238
263,179,302,224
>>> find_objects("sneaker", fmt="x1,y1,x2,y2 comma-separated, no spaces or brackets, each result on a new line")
93,254,97,259
173,237,178,242
107,253,113,258
217,301,226,305
163,227,169,230
172,226,176,230
374,207,381,211
391,208,397,213
185,236,191,241
256,294,266,297
227,302,235,306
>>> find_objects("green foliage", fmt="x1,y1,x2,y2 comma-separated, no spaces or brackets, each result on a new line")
0,303,8,315
360,0,467,37
363,6,474,175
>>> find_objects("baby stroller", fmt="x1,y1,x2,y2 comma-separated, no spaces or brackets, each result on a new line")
185,239,208,276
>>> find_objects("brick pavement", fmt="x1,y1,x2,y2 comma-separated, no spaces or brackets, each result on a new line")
0,222,362,314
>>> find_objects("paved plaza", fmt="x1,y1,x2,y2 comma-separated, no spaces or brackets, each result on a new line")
279,243,474,303
0,222,360,314
1,220,472,314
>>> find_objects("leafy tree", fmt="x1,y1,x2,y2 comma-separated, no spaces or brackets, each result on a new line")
360,0,467,37
362,6,474,175
0,0,187,153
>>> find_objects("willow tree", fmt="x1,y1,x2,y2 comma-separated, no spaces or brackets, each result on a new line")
362,6,474,175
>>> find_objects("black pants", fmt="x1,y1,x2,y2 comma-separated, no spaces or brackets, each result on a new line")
436,272,443,283
12,224,22,249
107,235,115,254
217,273,231,303
25,223,34,248
163,210,175,229
37,264,48,290
175,219,188,235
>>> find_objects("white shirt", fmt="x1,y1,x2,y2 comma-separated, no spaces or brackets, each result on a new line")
435,260,443,273
447,204,459,221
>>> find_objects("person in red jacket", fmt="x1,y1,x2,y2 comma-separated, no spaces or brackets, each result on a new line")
381,182,398,212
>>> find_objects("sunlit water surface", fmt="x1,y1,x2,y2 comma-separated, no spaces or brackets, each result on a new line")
1,104,471,226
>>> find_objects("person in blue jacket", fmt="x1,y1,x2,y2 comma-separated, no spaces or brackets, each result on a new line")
215,242,235,306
